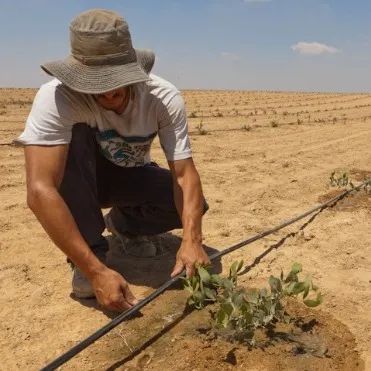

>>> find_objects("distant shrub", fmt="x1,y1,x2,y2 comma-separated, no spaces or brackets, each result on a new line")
270,120,279,128
197,121,208,135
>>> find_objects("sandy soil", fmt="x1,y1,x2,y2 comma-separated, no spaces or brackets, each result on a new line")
0,88,370,370
77,292,364,370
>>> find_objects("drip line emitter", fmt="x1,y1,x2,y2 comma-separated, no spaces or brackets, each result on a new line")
41,179,370,370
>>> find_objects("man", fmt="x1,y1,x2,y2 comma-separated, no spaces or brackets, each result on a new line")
16,9,210,312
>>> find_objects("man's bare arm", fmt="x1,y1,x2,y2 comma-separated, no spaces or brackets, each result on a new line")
25,145,137,311
168,158,210,276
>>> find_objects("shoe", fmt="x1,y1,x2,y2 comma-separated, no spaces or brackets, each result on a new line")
104,213,162,258
71,247,107,299
72,267,95,299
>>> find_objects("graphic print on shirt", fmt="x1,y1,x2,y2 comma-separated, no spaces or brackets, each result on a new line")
96,129,157,167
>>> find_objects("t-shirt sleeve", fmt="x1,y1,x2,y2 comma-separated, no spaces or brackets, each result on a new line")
157,93,192,161
15,83,85,146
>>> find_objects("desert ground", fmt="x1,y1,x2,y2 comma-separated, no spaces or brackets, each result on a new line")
0,88,370,370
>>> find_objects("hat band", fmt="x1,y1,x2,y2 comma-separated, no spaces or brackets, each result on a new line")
72,49,136,66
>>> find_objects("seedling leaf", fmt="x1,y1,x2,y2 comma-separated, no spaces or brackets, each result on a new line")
304,293,323,307
291,282,306,295
291,262,302,274
204,287,217,301
197,266,211,284
268,276,282,293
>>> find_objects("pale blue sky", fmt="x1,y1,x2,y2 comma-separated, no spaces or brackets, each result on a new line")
1,0,371,92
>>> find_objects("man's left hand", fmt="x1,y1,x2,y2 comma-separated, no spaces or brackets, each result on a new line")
171,240,211,277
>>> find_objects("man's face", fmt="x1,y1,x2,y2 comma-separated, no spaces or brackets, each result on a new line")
94,87,130,113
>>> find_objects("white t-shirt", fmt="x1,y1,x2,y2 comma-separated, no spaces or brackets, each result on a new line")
16,74,192,167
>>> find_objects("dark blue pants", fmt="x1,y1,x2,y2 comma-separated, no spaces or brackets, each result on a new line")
59,123,200,251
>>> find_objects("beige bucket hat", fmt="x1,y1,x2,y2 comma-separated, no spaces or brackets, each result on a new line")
41,9,155,94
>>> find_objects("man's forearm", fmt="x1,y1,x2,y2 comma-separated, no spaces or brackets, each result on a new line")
173,170,204,245
27,186,105,279
169,159,210,276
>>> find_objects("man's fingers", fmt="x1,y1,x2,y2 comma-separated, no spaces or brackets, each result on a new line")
171,260,184,277
185,263,195,277
121,283,138,306
115,295,132,311
104,294,132,312
203,255,211,265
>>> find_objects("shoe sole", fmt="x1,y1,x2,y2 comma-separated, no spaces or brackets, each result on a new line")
73,290,96,299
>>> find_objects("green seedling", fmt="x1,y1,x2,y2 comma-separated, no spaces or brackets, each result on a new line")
329,171,354,188
182,265,219,309
183,261,322,345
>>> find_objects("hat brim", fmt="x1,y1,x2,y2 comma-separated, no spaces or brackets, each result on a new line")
41,55,149,94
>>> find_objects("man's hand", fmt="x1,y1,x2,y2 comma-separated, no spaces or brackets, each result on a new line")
171,240,210,277
90,267,138,312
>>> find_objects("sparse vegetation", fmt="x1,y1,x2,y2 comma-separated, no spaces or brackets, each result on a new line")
329,171,371,193
2,87,371,369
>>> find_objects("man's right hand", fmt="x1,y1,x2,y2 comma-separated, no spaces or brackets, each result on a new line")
90,267,138,312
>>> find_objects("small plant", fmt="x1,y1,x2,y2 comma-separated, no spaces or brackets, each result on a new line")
188,111,197,118
183,262,322,345
365,180,371,194
329,171,353,188
196,120,208,135
242,124,251,132
329,171,371,193
182,265,219,309
270,120,279,128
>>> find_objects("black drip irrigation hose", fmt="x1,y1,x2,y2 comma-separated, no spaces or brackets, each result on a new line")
41,179,370,370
